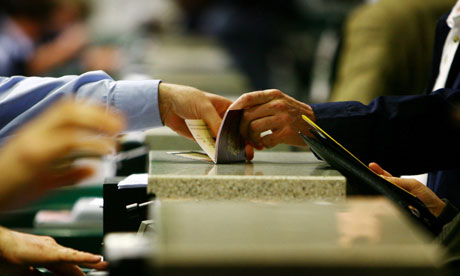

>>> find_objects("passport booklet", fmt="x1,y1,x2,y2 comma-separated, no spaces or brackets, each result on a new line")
299,115,442,235
168,109,246,164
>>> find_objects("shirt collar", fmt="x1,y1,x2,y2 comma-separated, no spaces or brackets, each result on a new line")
447,0,460,28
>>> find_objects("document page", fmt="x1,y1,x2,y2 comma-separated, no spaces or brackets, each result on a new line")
185,119,217,163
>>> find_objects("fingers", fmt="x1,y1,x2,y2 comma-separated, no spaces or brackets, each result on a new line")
230,89,282,110
44,167,94,189
79,260,109,270
167,117,194,140
159,84,231,139
250,117,279,146
199,105,223,138
66,136,117,156
35,237,96,263
260,130,285,149
53,101,125,135
368,162,393,177
47,263,85,276
240,104,277,145
12,99,124,167
383,176,419,192
26,135,117,166
368,162,417,191
245,144,254,161
236,90,312,148
199,92,233,137
205,92,233,116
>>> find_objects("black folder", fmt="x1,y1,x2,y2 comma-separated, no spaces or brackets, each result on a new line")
299,115,442,235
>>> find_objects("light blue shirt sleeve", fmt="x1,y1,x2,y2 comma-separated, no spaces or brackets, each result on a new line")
0,70,163,141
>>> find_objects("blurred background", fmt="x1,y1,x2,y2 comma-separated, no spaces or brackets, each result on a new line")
2,0,454,104
0,0,358,103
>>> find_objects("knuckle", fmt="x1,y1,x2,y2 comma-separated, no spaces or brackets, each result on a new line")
44,236,56,243
262,137,275,149
248,121,258,132
242,93,254,103
268,89,282,97
270,100,287,111
279,113,291,122
59,109,76,123
242,109,254,122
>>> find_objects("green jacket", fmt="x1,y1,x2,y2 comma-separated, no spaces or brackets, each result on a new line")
330,0,456,104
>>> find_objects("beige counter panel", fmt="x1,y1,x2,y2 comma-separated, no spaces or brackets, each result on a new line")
148,151,345,201
151,198,445,272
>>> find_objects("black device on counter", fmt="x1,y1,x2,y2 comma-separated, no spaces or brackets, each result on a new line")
103,177,152,235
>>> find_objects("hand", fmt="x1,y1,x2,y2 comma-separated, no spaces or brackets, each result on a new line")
158,83,232,138
158,83,256,160
369,162,446,217
0,100,125,210
0,226,107,276
230,89,315,149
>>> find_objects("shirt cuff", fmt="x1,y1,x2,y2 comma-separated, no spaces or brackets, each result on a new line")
112,79,163,131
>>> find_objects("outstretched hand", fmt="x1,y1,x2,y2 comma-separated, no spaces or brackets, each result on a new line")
0,226,107,276
369,162,445,216
230,89,315,149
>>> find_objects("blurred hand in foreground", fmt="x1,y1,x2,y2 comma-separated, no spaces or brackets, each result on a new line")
0,99,125,210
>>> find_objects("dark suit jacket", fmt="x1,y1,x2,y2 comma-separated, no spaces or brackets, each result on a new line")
311,12,460,208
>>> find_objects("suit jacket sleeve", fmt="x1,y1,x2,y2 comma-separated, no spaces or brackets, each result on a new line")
311,88,460,175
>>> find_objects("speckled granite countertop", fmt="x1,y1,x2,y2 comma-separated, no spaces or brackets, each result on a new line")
148,151,346,201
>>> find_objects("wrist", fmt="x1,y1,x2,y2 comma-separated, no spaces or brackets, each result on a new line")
298,103,316,138
158,83,173,125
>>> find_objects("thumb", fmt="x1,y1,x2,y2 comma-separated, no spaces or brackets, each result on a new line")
245,144,254,161
201,108,223,138
369,162,393,177
383,176,417,192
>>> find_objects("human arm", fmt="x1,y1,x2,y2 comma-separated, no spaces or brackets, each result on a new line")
0,226,107,276
0,71,161,140
0,99,125,210
0,72,234,145
232,88,460,174
312,89,460,175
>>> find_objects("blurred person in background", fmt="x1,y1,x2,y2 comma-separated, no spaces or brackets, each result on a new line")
0,0,121,77
0,100,121,275
331,0,455,104
174,0,307,93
